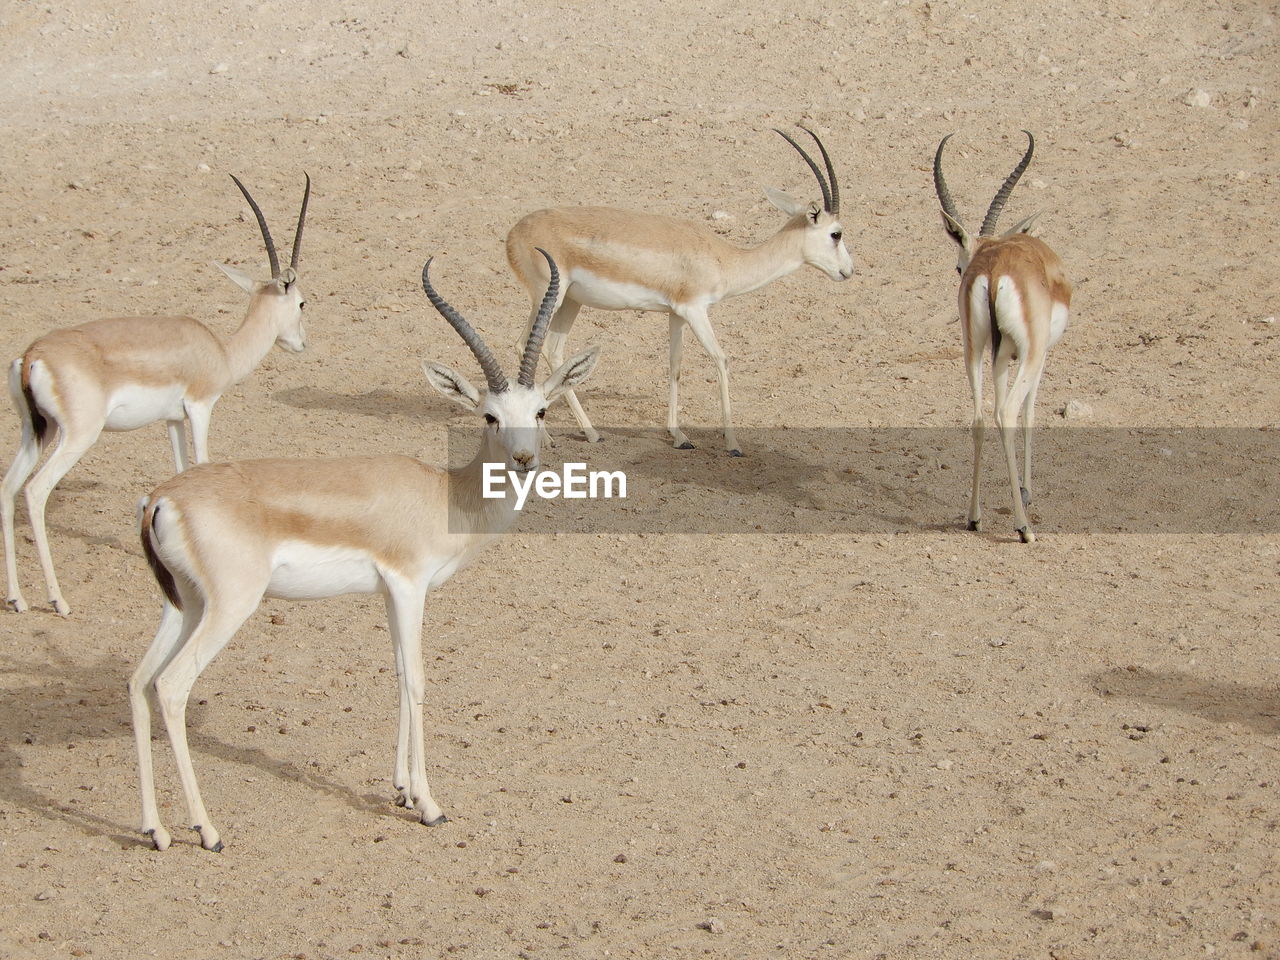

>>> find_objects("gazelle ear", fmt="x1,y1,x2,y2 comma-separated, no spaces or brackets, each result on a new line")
939,208,969,246
763,187,804,217
542,346,601,403
422,361,481,410
1003,211,1044,236
213,261,258,293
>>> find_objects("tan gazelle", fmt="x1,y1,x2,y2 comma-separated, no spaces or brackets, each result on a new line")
507,125,853,456
129,250,599,852
3,174,311,615
934,131,1072,542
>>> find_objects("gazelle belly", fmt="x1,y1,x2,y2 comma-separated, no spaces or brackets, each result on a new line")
568,268,671,312
104,383,187,430
267,541,384,600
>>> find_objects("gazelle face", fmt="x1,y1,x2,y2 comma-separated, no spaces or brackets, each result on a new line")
424,346,601,475
272,279,307,354
802,208,854,282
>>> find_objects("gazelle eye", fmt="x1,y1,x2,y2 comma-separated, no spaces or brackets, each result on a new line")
484,413,498,425
536,408,547,420
831,230,842,243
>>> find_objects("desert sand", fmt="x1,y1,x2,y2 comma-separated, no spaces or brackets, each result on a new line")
1,1,1277,958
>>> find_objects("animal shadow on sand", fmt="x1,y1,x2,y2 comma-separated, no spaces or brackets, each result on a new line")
1091,666,1280,735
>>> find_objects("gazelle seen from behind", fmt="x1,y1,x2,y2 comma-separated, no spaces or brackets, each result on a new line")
130,251,599,852
934,131,1071,542
2,174,311,615
507,124,853,456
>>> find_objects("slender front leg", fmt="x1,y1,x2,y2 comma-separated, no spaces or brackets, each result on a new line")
166,420,190,473
384,575,447,826
678,305,740,456
184,401,214,465
667,313,694,450
385,594,412,808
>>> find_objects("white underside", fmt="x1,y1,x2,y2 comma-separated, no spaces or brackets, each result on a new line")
104,382,187,431
566,267,674,312
267,540,384,600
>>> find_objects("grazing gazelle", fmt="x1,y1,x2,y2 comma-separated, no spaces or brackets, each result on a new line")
933,131,1072,542
506,124,853,456
2,174,311,616
129,251,599,852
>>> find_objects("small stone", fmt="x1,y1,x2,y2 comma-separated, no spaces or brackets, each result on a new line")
1182,88,1212,108
1062,399,1093,420
196,163,210,173
1257,316,1275,324
613,853,628,863
935,759,954,770
696,918,726,934
711,210,732,221
397,40,418,59
210,63,229,75
34,890,53,901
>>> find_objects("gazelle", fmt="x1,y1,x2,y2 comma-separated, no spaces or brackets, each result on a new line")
129,251,599,852
2,174,311,615
933,131,1072,543
506,124,853,456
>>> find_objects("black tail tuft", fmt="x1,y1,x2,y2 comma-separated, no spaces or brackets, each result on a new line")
140,501,183,611
19,361,51,447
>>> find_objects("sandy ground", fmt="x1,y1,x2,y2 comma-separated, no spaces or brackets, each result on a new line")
1,0,1278,957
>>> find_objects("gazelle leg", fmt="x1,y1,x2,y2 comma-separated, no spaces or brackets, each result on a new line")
667,313,694,450
678,305,740,456
129,599,197,851
153,589,263,851
384,575,446,826
387,607,412,807
166,420,190,473
963,341,986,532
3,365,45,612
541,301,599,443
1020,367,1045,508
994,352,1043,543
22,419,103,616
184,401,214,466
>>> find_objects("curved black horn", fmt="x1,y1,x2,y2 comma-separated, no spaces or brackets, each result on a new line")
979,130,1035,237
932,133,966,234
517,248,560,388
797,124,839,215
229,174,280,281
421,258,509,394
774,127,833,213
289,172,311,274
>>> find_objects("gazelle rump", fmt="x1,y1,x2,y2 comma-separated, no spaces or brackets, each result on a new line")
2,174,311,615
129,250,599,852
934,131,1072,542
506,124,853,456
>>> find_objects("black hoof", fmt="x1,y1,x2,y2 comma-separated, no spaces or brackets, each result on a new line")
423,813,449,827
587,435,605,443
394,794,408,808
728,449,743,458
208,840,224,853
966,520,980,531
676,441,695,450
1016,527,1032,543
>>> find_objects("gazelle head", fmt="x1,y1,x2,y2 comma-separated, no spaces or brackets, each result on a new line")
934,131,1041,275
767,124,854,282
215,173,312,353
422,249,600,475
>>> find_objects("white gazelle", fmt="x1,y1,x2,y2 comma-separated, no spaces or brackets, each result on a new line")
934,131,1072,542
3,174,311,615
129,250,599,852
506,124,853,456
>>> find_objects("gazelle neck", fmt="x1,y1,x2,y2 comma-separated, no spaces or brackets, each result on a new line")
223,290,283,384
447,429,522,537
721,219,807,299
